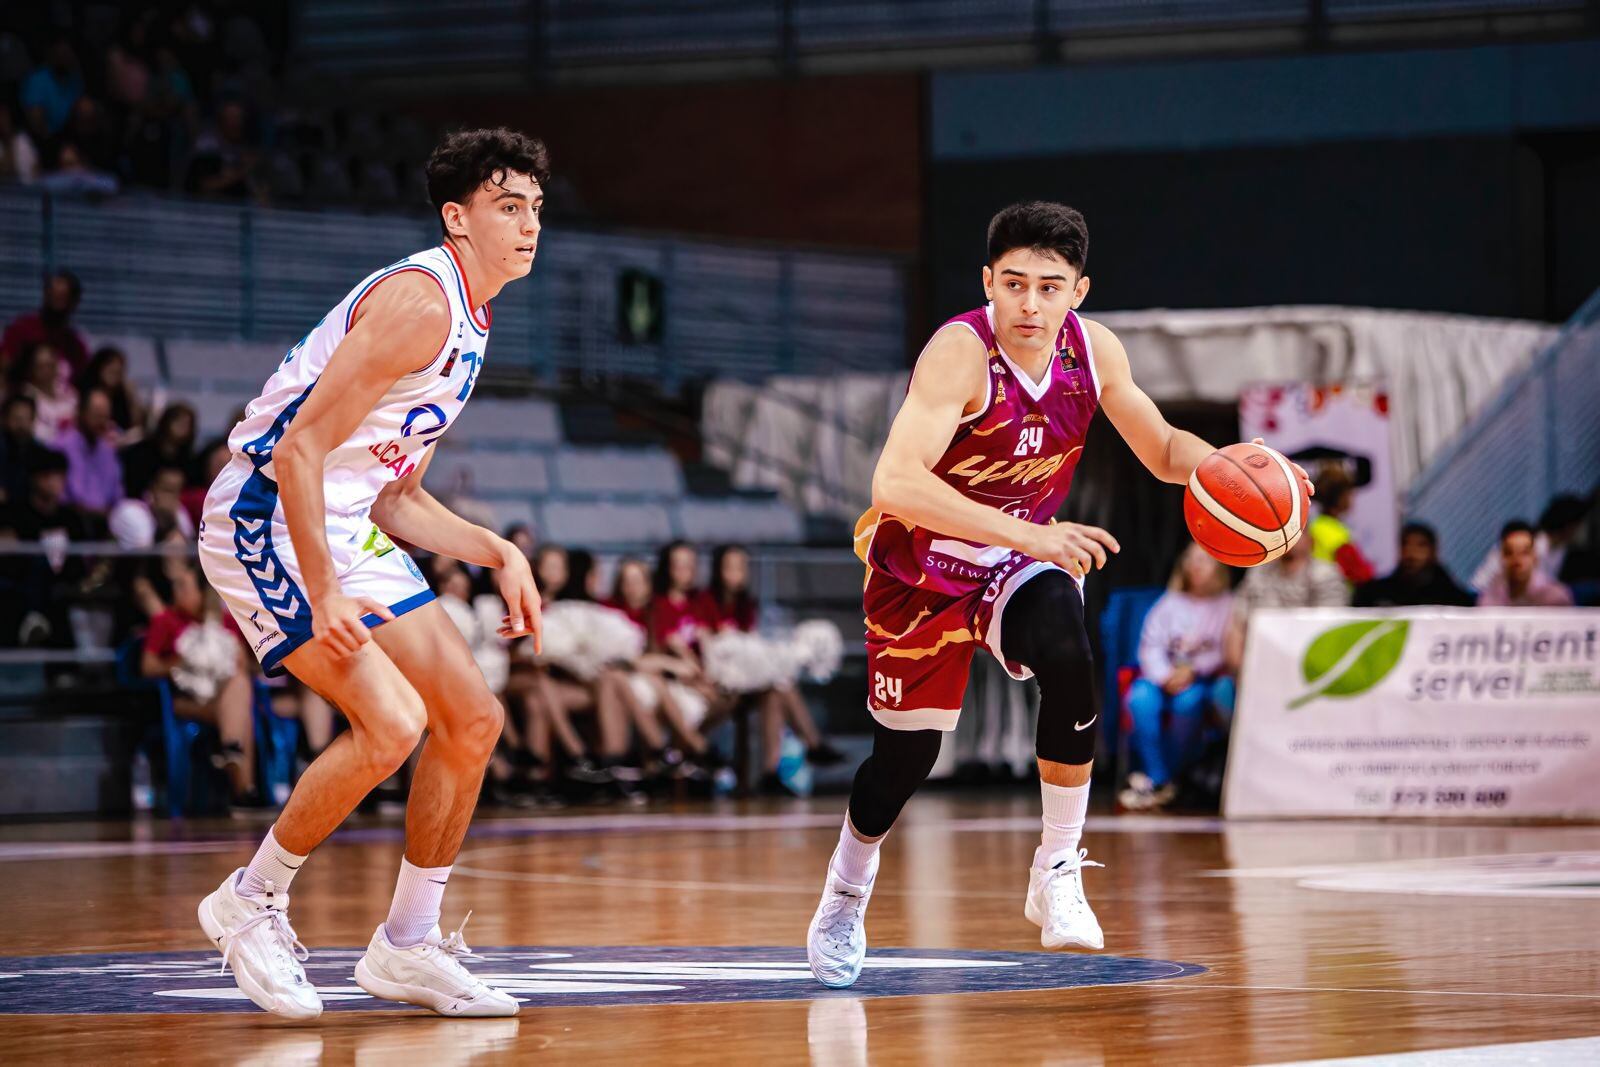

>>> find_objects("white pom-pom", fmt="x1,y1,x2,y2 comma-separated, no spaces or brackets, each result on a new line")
702,630,788,692
172,620,240,703
536,601,645,680
790,619,844,683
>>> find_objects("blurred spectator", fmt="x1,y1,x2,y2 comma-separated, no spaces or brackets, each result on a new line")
0,447,94,647
0,101,40,183
707,543,843,792
105,19,152,111
75,345,144,437
182,440,230,528
1471,495,1593,592
2,270,88,379
62,97,118,173
1122,543,1236,812
20,37,83,140
40,139,120,196
9,342,78,443
59,387,124,518
1225,532,1346,670
651,539,716,654
185,98,260,200
1308,467,1374,585
1477,520,1574,608
1354,522,1474,608
0,393,44,504
140,564,260,808
121,401,197,498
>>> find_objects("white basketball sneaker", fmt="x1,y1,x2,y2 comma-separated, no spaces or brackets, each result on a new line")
806,867,873,988
197,867,322,1020
1024,848,1106,950
353,914,520,1017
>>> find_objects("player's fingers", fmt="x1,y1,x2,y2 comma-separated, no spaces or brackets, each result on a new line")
1086,526,1121,554
1084,539,1107,570
530,608,543,656
356,597,395,623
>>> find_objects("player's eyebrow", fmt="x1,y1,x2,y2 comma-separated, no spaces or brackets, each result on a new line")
1000,268,1069,282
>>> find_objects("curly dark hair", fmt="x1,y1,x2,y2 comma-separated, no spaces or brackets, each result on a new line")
425,127,551,235
986,201,1089,273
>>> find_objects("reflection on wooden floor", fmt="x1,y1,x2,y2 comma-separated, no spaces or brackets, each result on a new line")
2,794,1599,1065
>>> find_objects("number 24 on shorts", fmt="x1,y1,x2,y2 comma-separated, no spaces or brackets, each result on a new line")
874,672,903,707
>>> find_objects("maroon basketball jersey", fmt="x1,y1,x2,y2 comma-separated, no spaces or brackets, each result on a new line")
855,304,1100,596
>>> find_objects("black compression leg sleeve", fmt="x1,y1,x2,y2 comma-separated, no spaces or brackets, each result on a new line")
845,721,943,838
999,570,1100,766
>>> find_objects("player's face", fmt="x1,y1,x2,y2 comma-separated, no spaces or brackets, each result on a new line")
983,248,1090,356
462,170,544,280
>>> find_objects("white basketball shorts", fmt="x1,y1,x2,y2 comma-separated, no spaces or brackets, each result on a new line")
197,456,435,676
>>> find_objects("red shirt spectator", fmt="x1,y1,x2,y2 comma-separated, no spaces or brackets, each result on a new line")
649,590,718,651
144,602,200,661
1,271,88,379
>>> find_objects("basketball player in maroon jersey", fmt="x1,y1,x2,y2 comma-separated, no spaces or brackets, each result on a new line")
807,201,1311,986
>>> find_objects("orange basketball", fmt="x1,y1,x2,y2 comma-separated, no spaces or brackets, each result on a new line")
1183,442,1308,567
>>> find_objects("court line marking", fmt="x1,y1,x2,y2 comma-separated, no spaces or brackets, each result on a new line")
1260,1035,1600,1066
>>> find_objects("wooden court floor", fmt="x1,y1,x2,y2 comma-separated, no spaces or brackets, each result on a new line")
2,793,1599,1065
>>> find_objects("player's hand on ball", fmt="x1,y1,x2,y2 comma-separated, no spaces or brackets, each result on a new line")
313,593,394,657
1031,521,1120,580
1250,437,1314,498
494,544,543,651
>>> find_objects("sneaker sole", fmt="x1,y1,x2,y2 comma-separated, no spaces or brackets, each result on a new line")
197,892,322,1020
353,957,518,1017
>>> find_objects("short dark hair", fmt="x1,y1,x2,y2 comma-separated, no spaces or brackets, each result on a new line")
986,201,1089,273
1538,494,1587,533
48,269,82,303
1400,521,1436,547
1500,519,1535,543
425,128,550,235
2,392,36,416
79,385,111,414
33,446,68,476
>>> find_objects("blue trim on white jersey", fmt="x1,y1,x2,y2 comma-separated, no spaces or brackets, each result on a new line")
359,589,437,628
440,245,489,337
342,260,452,334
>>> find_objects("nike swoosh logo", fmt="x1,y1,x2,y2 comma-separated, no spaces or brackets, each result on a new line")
429,878,449,885
1073,716,1097,731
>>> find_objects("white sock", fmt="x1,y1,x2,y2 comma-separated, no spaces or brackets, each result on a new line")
1034,781,1090,870
384,857,452,948
829,817,883,887
237,827,306,899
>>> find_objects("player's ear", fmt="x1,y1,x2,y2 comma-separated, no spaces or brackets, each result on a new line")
441,201,468,240
1074,273,1091,308
982,264,993,302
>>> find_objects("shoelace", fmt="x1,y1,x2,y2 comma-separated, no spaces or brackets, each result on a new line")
1044,849,1105,917
424,911,490,994
817,891,867,953
218,897,308,978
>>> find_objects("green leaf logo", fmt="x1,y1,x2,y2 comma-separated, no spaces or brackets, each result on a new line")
1288,619,1410,709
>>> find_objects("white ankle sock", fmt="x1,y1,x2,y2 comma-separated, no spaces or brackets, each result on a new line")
830,818,882,886
384,857,451,948
1034,781,1090,869
237,827,307,899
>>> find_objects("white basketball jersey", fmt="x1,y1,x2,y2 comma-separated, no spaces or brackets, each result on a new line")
226,243,491,517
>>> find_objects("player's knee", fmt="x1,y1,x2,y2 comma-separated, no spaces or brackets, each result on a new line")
365,692,427,774
454,690,505,761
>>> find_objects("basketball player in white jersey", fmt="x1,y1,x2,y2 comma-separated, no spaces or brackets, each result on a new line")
193,129,547,1019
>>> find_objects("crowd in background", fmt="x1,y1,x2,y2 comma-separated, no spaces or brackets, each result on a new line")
1119,468,1600,813
0,2,453,210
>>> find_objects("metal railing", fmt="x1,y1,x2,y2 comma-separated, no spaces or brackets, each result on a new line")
0,186,908,386
1406,285,1600,580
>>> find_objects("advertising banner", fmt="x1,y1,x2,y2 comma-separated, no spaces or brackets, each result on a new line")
1224,608,1600,818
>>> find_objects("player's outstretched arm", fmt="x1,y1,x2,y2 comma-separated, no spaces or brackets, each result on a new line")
273,272,451,658
1087,319,1215,485
872,326,1117,577
371,447,542,645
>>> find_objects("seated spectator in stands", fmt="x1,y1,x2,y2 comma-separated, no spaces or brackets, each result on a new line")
1308,467,1374,586
185,98,260,200
19,37,83,141
0,447,94,647
59,387,124,518
1477,520,1574,608
182,439,229,528
607,555,716,771
707,543,844,793
9,341,77,442
140,564,259,808
0,101,40,184
0,393,44,505
1,269,88,379
1121,543,1236,812
121,401,196,498
75,346,144,438
1225,530,1347,671
1470,495,1593,593
61,97,118,174
1354,522,1473,608
40,139,121,196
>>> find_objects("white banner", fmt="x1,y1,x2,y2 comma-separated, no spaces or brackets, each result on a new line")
1239,381,1397,574
1224,608,1600,819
